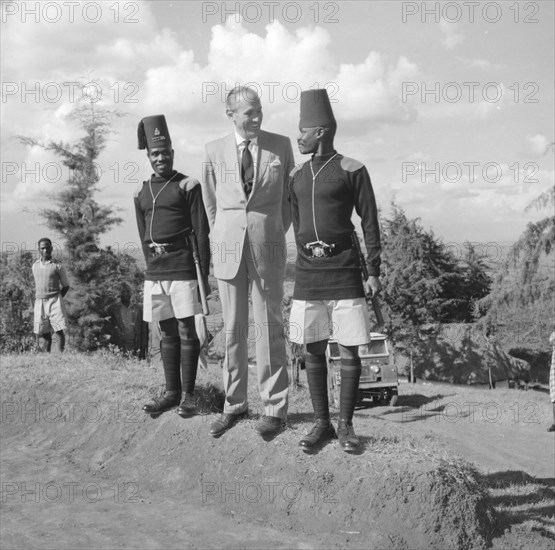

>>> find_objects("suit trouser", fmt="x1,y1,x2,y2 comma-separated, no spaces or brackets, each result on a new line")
217,242,288,419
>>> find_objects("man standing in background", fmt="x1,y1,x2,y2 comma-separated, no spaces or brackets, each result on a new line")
108,282,148,359
32,237,70,352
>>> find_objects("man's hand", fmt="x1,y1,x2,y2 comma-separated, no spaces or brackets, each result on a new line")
203,276,211,298
364,276,381,298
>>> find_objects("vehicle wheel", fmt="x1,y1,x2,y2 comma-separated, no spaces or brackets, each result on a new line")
389,394,399,407
356,390,365,406
377,390,389,406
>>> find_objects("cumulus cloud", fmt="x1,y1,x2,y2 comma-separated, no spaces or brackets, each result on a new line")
3,3,548,248
526,134,552,157
389,161,554,241
139,17,419,130
456,57,504,71
1,1,159,79
335,53,418,124
414,81,508,122
439,20,464,49
2,10,421,238
405,151,431,163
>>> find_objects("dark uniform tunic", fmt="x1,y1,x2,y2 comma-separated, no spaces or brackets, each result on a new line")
134,171,210,281
289,151,381,301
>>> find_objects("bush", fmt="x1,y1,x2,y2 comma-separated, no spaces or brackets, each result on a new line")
0,251,36,352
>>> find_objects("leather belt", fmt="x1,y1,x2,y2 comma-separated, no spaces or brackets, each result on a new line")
148,241,188,255
302,238,353,258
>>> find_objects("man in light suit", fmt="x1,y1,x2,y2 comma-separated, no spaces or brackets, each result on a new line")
202,85,294,440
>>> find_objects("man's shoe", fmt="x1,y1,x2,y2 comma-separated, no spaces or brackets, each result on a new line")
143,391,181,414
209,411,248,438
176,393,197,418
337,419,360,453
547,424,555,432
256,416,285,439
299,419,336,451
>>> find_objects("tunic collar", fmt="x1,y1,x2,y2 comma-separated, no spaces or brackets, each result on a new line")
312,150,338,162
150,170,178,184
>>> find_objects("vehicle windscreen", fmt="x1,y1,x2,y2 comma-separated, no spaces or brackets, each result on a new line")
329,339,388,358
359,340,387,356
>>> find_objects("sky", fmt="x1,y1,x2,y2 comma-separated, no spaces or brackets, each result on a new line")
1,0,554,260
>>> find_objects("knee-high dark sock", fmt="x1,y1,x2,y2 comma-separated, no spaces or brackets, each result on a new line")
161,337,181,393
305,354,330,422
180,338,200,394
339,358,361,423
57,331,65,353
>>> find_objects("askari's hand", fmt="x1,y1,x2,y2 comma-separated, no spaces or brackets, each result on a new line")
204,277,211,298
365,276,381,298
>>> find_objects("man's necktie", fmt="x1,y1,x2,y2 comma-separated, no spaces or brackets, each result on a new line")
241,140,254,198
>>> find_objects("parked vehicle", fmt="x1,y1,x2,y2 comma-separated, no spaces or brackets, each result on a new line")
327,333,399,407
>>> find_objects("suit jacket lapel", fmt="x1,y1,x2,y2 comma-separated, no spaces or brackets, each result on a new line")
224,133,241,191
256,131,271,190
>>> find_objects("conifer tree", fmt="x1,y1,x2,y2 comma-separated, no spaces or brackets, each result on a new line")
477,183,554,348
379,204,491,371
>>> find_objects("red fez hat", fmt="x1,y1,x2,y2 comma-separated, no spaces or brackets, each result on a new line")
137,114,172,150
299,89,336,128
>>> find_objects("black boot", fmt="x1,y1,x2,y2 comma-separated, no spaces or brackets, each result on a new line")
177,392,197,418
300,354,335,451
143,391,181,414
337,420,360,452
337,358,362,452
299,419,337,450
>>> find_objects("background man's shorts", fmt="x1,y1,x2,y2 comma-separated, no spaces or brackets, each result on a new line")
288,298,371,346
143,280,201,323
34,295,67,334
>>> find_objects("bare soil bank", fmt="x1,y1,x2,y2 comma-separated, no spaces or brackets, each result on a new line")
1,352,553,549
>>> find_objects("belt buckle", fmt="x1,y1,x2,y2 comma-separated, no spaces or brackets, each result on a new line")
305,240,332,258
151,244,167,255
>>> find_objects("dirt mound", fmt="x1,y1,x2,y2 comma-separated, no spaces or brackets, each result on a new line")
1,352,499,549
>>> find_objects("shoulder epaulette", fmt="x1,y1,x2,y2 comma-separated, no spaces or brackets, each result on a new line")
179,176,200,193
340,156,365,172
289,161,306,179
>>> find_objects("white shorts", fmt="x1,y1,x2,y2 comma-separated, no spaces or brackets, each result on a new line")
143,280,201,323
288,298,371,346
34,295,67,334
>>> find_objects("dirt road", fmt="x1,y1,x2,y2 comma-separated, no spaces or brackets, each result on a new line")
367,381,554,479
